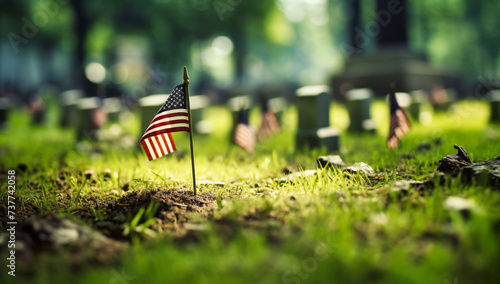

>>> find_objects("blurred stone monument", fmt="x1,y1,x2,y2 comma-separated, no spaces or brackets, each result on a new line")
408,90,428,121
332,0,461,98
60,90,83,127
295,85,340,151
346,88,376,133
103,97,122,123
489,90,500,123
430,85,456,111
189,95,212,134
267,97,287,122
76,97,107,141
0,97,10,130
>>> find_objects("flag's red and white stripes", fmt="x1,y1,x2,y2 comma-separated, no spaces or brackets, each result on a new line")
139,83,189,161
140,133,177,161
234,124,255,154
256,110,280,141
140,109,189,141
387,109,411,149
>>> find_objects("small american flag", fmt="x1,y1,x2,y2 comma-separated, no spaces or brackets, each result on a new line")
140,84,189,161
256,103,280,141
233,109,255,154
387,90,411,149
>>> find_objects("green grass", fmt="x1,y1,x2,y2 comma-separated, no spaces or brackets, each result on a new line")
1,98,500,284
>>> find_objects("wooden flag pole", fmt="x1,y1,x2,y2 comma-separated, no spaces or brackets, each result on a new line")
184,66,197,196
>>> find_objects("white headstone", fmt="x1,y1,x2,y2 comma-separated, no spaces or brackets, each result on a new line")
0,97,10,130
76,97,105,141
104,97,122,122
190,95,211,134
60,89,83,127
489,90,500,123
346,88,376,133
295,85,340,151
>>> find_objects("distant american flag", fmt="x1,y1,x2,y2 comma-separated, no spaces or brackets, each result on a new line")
140,84,189,161
233,109,255,154
256,106,280,141
387,90,411,149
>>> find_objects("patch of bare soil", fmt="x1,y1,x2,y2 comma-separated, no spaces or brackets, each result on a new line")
75,188,217,240
0,188,218,271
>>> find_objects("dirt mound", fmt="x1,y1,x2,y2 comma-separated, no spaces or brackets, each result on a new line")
76,188,216,240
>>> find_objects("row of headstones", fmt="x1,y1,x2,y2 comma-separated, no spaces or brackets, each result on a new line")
4,86,500,145
293,86,500,152
57,90,214,141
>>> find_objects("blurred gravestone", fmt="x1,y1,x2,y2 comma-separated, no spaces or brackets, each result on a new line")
258,84,292,120
76,97,106,141
268,97,287,121
190,95,212,134
295,85,340,151
346,88,376,133
332,0,461,99
0,97,10,130
27,91,46,126
60,90,83,127
430,85,456,112
228,95,252,130
317,127,340,152
409,90,428,121
139,94,169,137
103,97,122,123
489,90,500,123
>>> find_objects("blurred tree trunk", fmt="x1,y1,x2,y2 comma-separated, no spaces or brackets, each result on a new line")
376,0,408,48
348,0,362,50
69,0,95,96
232,32,246,85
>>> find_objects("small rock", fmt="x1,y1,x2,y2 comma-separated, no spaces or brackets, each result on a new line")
105,190,120,196
437,145,500,188
389,179,433,194
443,196,474,211
437,154,472,176
83,170,95,179
103,169,113,178
469,156,500,187
370,213,388,225
52,228,79,245
184,223,208,231
345,162,374,174
317,155,346,169
392,180,418,192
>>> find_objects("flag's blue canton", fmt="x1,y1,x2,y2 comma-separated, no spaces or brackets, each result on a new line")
389,92,400,114
238,109,249,124
158,84,186,113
